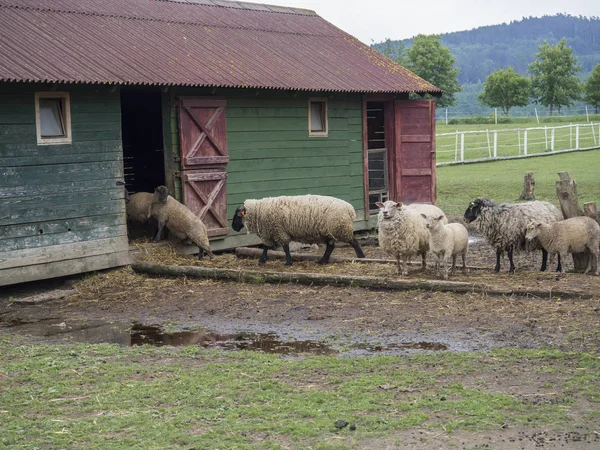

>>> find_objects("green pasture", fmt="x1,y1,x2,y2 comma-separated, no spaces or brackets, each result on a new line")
436,148,600,216
436,120,600,164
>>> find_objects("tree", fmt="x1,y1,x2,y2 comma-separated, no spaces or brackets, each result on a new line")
583,64,600,113
379,38,406,66
404,34,461,108
478,67,530,116
528,38,582,115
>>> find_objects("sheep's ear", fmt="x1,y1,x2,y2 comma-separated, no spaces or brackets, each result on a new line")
437,215,444,221
535,222,542,228
396,202,402,208
375,202,384,208
420,213,427,219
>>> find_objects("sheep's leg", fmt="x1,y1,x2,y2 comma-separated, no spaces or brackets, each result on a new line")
441,254,449,280
396,258,402,275
282,244,293,266
556,253,562,272
197,248,204,260
558,253,566,273
461,253,467,273
259,246,271,265
434,254,441,278
420,252,427,270
350,238,366,259
402,255,410,276
318,242,335,265
153,222,165,242
494,248,502,273
507,247,515,274
450,254,457,275
540,249,548,271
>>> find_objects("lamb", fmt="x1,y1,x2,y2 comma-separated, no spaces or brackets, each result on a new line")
375,201,447,276
421,214,469,280
525,217,600,275
126,192,154,224
464,198,563,273
231,195,365,266
150,186,214,260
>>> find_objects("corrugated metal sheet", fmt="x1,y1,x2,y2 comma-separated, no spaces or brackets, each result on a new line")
0,0,441,93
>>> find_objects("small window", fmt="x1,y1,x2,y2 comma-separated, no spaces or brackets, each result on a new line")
35,92,71,145
308,98,328,136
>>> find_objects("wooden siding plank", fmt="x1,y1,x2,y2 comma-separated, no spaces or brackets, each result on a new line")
0,213,124,240
0,225,127,252
0,236,128,270
1,150,122,167
0,251,132,287
0,161,123,187
0,178,125,199
227,155,349,173
0,201,124,227
0,186,123,210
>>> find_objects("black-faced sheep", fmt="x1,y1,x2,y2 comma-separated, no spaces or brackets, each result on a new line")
150,186,214,260
421,214,469,279
231,195,365,266
376,201,447,276
525,216,600,275
463,198,563,273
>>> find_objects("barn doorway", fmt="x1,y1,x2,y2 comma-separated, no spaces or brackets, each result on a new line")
120,89,165,194
366,101,391,213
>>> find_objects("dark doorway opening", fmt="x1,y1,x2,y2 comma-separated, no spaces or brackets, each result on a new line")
366,101,390,213
121,89,165,194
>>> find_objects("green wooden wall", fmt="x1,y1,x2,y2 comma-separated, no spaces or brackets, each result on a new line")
164,88,368,247
0,82,130,286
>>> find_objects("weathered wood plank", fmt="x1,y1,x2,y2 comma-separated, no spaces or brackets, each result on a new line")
0,224,127,252
0,161,123,187
0,140,121,158
0,150,122,167
0,201,125,227
229,141,349,153
226,175,350,195
0,236,129,270
0,213,124,240
0,178,124,199
0,187,123,210
0,250,132,287
227,155,349,173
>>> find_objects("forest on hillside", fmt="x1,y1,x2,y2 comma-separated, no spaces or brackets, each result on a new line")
372,14,600,117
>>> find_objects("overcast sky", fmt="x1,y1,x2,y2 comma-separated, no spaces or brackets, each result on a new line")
252,0,599,44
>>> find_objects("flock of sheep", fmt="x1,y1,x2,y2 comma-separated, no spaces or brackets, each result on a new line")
124,185,600,279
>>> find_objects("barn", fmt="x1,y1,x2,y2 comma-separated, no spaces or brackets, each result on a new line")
0,0,441,286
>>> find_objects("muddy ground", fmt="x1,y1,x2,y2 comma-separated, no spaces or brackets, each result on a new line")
1,233,600,449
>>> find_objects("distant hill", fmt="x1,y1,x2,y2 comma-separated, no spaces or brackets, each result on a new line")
372,14,600,117
373,14,600,84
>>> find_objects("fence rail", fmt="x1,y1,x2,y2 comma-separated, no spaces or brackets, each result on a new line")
436,123,600,166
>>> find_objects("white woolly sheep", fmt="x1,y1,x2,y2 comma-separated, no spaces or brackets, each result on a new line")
375,201,448,276
525,216,600,275
150,186,214,260
126,192,154,223
464,198,563,273
421,214,469,279
231,195,365,266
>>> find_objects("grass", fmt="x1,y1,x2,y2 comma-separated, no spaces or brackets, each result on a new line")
1,336,598,449
436,147,600,215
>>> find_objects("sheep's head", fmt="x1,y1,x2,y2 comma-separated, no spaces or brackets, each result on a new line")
421,213,445,230
154,185,169,204
464,199,484,223
525,220,542,241
376,201,402,220
232,205,247,232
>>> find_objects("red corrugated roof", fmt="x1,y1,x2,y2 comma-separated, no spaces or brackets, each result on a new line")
0,0,441,94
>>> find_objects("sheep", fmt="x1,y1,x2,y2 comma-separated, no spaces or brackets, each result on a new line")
150,186,214,260
463,198,563,274
231,195,365,266
525,216,600,275
421,214,469,279
126,192,154,224
375,201,447,276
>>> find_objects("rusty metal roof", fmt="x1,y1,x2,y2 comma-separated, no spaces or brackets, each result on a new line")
0,0,440,94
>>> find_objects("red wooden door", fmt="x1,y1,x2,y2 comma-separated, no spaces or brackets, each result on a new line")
178,98,229,237
393,100,436,204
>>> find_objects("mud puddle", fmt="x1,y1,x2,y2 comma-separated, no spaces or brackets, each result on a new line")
1,318,449,356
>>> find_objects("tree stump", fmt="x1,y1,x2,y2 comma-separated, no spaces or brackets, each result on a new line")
555,172,587,271
519,172,536,200
584,202,598,221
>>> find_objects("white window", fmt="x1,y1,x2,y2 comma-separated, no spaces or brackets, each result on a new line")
308,98,328,137
35,92,71,145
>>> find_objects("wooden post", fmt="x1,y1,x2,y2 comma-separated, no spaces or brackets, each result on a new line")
584,202,598,221
555,172,587,271
519,172,535,200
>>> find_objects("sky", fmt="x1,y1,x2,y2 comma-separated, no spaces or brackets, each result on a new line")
249,0,599,44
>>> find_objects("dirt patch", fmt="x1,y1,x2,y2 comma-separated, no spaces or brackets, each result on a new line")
1,236,600,449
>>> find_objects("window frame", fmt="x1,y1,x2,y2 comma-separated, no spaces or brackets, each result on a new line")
308,97,328,137
35,91,72,145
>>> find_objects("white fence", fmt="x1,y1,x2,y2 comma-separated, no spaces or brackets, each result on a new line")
436,123,600,166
